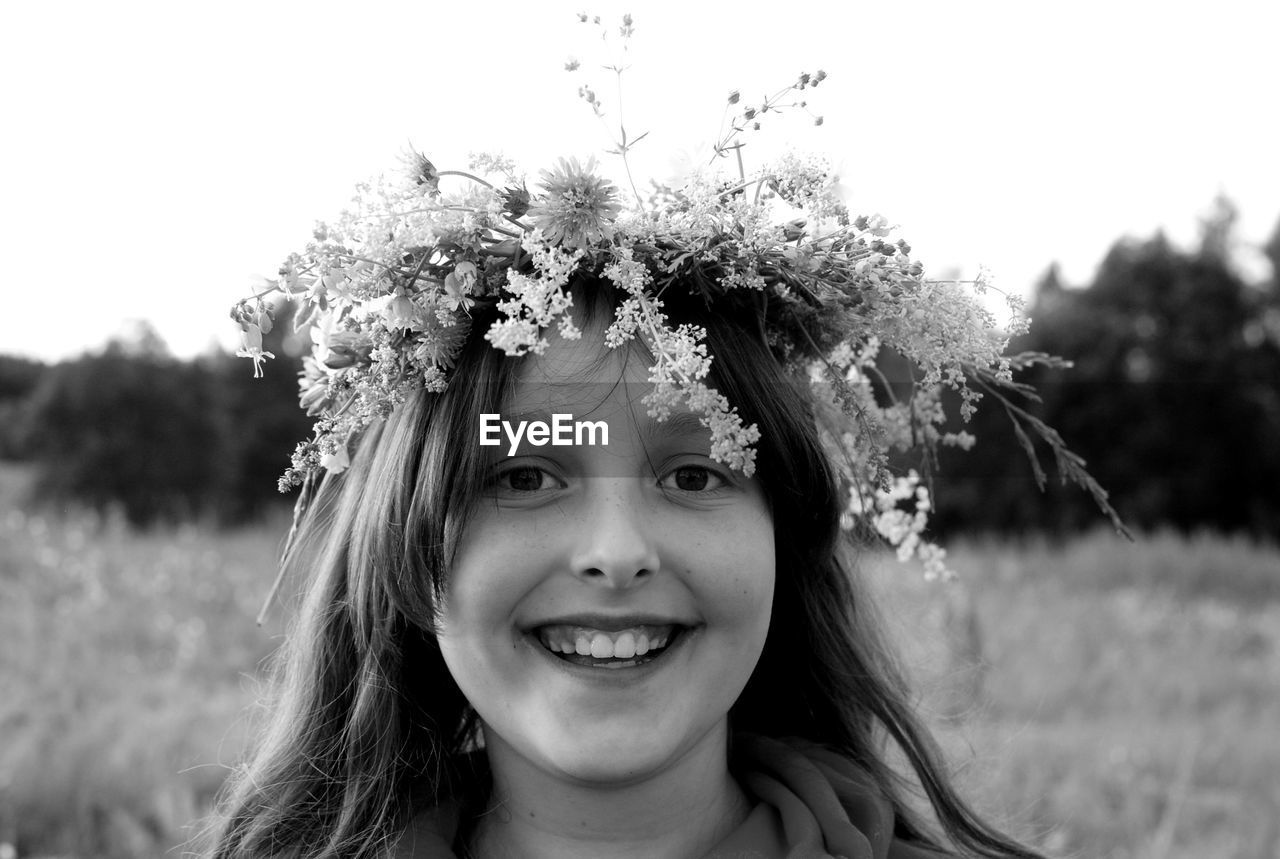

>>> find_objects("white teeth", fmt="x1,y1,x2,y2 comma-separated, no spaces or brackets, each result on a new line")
540,624,680,660
590,633,612,658
614,632,636,659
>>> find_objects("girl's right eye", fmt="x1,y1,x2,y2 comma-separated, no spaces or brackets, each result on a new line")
492,465,562,494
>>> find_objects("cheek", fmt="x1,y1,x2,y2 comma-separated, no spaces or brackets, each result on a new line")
434,517,534,691
445,508,548,625
689,511,775,635
435,585,531,729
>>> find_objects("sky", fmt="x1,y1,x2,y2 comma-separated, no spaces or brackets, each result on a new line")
2,0,1277,362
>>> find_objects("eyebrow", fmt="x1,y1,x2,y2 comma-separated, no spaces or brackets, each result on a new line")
497,409,711,442
640,410,711,443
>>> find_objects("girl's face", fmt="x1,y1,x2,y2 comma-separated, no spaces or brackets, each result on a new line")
437,328,775,785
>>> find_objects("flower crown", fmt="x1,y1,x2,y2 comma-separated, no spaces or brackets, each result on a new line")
232,14,1123,584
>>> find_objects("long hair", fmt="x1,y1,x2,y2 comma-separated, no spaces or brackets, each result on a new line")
200,277,1044,858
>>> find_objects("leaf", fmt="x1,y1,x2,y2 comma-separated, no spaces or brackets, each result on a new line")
970,366,1132,539
1007,410,1047,490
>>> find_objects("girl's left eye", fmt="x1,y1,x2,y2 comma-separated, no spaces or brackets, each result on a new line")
660,465,726,493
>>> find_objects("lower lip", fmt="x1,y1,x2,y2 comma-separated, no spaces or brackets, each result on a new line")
525,629,694,685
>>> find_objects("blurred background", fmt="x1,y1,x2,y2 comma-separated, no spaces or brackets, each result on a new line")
1,1,1276,857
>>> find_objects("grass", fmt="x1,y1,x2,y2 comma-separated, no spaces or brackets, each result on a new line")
0,466,280,858
864,530,1280,858
2,465,1277,858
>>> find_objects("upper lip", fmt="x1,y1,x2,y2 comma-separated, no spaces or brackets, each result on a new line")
526,612,696,632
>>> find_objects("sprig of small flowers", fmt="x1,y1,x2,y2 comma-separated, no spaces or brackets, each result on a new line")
840,471,951,581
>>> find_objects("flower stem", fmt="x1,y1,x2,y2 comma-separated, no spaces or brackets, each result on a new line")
437,170,496,190
502,214,531,233
486,223,523,239
613,67,646,210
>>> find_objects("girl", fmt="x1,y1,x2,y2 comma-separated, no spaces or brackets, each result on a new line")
207,61,1102,858
209,277,1055,857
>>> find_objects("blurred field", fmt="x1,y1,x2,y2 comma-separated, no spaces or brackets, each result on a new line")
866,533,1280,859
1,463,1277,858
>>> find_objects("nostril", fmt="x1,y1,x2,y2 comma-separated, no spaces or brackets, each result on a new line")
578,566,653,584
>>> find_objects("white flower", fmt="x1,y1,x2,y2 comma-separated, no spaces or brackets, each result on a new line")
235,323,274,378
320,443,350,474
385,291,422,330
443,261,478,311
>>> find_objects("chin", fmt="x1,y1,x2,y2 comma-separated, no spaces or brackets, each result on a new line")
542,730,688,785
524,706,727,786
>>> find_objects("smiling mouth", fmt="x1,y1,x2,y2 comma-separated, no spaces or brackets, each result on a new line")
535,623,685,669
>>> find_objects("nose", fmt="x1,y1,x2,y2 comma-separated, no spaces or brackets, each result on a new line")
569,479,660,588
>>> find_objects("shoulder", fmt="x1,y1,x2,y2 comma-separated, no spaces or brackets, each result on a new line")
888,841,958,859
731,735,960,859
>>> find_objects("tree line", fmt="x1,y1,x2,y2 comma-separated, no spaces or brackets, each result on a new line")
929,198,1280,538
2,200,1278,535
0,313,313,525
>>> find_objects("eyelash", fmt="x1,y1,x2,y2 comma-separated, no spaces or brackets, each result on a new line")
658,464,728,494
488,463,731,494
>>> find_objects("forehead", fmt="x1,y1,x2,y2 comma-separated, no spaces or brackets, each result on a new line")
509,328,652,417
519,325,650,383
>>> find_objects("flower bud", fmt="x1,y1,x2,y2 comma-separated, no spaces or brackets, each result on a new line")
323,347,357,370
323,333,372,369
502,184,531,218
409,152,439,194
727,89,740,105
